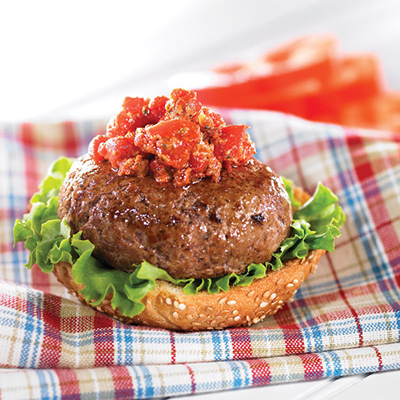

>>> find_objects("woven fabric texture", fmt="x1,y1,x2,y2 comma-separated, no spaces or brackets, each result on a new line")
0,111,399,399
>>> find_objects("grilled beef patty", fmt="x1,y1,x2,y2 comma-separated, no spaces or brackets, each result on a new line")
58,156,292,279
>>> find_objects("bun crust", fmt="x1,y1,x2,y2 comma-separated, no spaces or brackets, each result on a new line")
54,248,324,331
52,185,326,331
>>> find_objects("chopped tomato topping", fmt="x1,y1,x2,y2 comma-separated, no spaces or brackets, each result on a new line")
149,159,172,183
107,96,169,138
89,135,108,164
118,155,149,177
136,119,202,169
214,125,255,164
148,96,169,121
97,136,143,169
167,88,202,119
107,97,150,137
89,89,256,186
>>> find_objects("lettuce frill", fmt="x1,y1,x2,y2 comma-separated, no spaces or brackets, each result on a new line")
13,158,345,318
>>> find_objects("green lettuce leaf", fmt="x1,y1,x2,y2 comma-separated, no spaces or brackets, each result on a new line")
13,157,345,318
282,177,301,208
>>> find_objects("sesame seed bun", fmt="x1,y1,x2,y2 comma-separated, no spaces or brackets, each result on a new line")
54,248,324,331
52,186,326,331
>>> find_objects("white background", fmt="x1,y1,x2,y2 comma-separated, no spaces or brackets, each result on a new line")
1,0,400,122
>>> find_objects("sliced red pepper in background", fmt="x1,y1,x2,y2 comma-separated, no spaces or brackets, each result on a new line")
192,34,400,133
262,54,381,121
196,34,338,108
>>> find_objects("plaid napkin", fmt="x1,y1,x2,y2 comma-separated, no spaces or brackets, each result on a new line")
1,111,400,399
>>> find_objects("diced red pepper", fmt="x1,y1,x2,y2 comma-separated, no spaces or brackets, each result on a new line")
107,97,151,137
135,119,202,170
88,135,108,164
89,89,257,185
149,159,172,183
166,89,202,120
213,125,255,164
190,141,221,180
173,167,192,186
148,96,168,121
118,155,150,177
98,136,143,169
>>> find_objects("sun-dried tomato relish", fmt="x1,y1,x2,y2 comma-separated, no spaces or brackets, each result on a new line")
89,89,255,185
213,125,255,165
107,96,168,137
97,136,144,169
135,119,202,170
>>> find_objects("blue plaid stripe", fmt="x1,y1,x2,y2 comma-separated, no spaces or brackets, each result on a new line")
2,110,400,398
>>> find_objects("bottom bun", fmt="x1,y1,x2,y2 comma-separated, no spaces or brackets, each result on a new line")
53,249,324,331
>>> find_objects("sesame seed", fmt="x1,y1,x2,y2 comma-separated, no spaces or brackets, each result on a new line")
253,317,260,324
174,300,179,308
166,298,172,305
269,293,277,301
219,297,227,305
247,291,255,298
311,265,318,274
192,322,201,326
227,300,236,305
199,314,206,318
293,279,299,284
263,291,271,298
234,316,240,321
179,303,186,310
187,315,193,320
286,283,294,288
278,300,284,304
246,315,251,321
233,310,239,316
260,302,268,308
173,312,179,319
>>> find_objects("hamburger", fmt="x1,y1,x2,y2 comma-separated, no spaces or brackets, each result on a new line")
14,89,345,331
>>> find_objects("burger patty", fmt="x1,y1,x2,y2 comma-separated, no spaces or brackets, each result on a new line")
58,156,292,279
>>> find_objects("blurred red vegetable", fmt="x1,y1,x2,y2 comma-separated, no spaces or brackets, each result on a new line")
194,34,400,133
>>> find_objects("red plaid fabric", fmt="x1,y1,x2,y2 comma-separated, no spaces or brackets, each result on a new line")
0,111,400,399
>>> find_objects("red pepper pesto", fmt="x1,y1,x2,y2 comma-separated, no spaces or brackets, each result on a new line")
89,88,256,186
